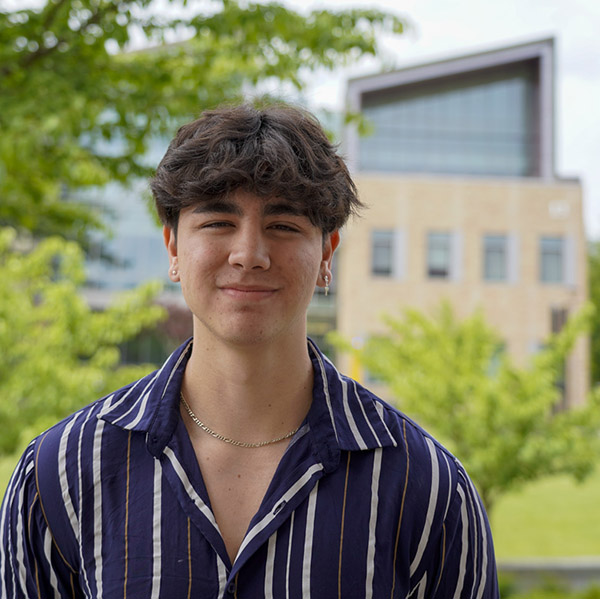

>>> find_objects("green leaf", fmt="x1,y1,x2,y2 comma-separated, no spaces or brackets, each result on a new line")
331,301,600,515
0,228,166,456
0,0,407,241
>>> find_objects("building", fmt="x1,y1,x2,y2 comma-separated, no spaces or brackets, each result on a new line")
336,38,588,406
81,38,588,404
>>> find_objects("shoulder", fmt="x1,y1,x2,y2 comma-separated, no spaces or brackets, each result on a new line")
348,379,482,521
352,376,462,471
354,386,497,596
313,343,471,500
27,338,192,479
1,441,38,516
26,367,161,493
35,375,148,447
3,372,160,560
314,342,460,476
375,391,457,466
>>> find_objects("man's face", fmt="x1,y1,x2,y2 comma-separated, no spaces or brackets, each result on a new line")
164,189,339,348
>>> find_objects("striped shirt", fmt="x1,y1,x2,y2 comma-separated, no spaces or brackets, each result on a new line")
1,339,498,598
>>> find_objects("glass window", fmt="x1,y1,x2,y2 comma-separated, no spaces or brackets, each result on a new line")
551,307,568,333
427,232,451,279
371,230,394,276
483,235,507,281
83,178,170,291
540,237,564,283
359,62,537,177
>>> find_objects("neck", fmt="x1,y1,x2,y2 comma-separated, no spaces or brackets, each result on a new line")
181,330,314,443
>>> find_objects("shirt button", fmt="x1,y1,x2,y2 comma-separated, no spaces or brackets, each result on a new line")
273,500,287,515
227,581,237,594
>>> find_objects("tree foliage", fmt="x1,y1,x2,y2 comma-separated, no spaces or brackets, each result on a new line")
589,240,600,385
0,0,408,460
0,228,166,457
334,302,600,514
0,0,405,242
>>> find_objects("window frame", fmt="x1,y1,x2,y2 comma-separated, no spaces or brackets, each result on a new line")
427,231,452,279
540,236,565,284
371,229,396,277
483,234,508,282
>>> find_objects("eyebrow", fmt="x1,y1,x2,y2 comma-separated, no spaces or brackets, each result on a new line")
191,200,242,216
191,200,307,218
262,202,308,218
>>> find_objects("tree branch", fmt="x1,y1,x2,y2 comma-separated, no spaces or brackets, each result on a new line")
21,3,109,70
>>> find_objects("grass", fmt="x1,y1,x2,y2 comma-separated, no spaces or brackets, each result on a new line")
1,453,599,559
491,469,600,558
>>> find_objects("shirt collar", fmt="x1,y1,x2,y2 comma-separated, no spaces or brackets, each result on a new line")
99,338,397,459
98,339,192,456
306,339,398,456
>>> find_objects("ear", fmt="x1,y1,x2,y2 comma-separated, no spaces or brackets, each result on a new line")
322,230,340,265
317,231,340,290
163,226,180,282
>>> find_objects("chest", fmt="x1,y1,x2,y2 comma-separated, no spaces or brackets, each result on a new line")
68,434,416,599
194,443,287,564
80,456,412,599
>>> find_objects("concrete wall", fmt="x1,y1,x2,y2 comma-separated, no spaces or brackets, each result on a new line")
336,174,589,406
499,558,600,592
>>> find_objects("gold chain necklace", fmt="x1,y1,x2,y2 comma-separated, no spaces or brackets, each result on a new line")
180,392,299,448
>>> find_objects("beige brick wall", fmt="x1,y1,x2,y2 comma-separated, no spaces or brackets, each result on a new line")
335,174,589,406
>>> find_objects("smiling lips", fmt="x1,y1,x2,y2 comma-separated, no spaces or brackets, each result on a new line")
220,284,278,300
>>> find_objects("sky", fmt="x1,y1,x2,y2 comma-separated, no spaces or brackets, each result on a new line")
282,0,600,240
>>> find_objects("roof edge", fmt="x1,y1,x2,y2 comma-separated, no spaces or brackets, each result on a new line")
347,37,554,95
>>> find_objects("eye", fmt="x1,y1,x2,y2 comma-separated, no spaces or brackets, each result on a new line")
201,220,234,229
268,223,300,232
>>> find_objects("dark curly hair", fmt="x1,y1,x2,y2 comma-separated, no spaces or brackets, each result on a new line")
150,103,362,234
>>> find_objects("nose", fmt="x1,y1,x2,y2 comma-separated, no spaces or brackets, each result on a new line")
228,226,271,270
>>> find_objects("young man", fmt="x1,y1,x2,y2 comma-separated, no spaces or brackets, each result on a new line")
1,104,499,598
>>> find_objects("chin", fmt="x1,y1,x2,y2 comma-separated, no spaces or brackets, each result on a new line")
195,311,307,348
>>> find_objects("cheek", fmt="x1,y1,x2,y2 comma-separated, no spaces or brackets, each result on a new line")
286,250,322,285
178,249,219,294
180,245,218,271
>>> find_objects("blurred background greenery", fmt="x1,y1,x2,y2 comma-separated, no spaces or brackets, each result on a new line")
1,1,599,595
0,0,405,457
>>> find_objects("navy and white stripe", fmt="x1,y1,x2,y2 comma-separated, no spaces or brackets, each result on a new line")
1,338,498,598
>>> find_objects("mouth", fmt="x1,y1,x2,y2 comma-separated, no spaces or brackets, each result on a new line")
220,285,278,300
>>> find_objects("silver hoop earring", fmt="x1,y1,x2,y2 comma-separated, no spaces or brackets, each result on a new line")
324,275,330,296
